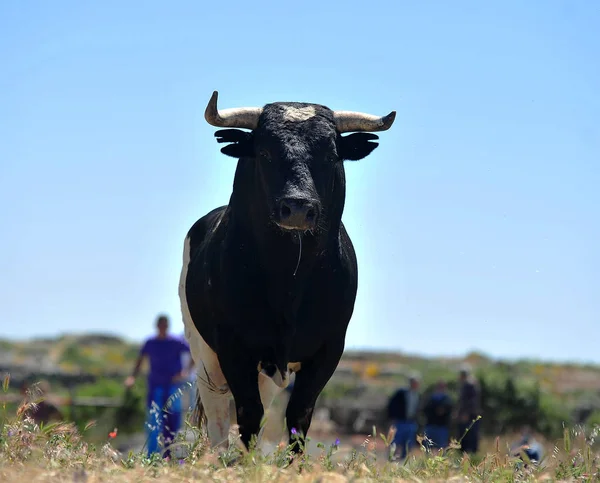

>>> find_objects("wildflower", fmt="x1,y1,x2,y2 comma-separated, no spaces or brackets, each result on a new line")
178,459,185,465
291,427,297,435
108,428,118,439
334,438,340,447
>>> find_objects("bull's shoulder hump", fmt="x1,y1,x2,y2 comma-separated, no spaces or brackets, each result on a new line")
185,205,228,249
338,221,357,263
338,221,352,246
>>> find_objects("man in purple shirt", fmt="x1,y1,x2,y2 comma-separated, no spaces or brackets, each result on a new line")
125,314,194,458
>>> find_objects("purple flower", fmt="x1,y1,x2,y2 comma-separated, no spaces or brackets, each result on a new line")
8,430,15,437
291,427,297,435
335,438,340,446
178,459,185,465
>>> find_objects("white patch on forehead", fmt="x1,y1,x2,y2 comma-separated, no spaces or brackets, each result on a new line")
281,105,317,122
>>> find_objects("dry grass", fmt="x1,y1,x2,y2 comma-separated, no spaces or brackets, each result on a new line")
2,376,600,482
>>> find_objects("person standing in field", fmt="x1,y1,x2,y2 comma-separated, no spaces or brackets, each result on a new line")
423,380,453,450
387,373,421,460
125,314,194,458
456,364,481,454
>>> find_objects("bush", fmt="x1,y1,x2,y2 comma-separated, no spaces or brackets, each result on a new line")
59,343,90,370
70,378,146,438
476,369,572,439
584,409,600,432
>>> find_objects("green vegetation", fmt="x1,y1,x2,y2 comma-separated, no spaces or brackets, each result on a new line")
1,374,600,481
322,352,600,442
2,334,600,444
72,378,147,438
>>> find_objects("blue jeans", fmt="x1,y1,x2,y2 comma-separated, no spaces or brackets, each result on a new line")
424,425,450,450
392,421,418,459
145,384,183,458
458,418,480,454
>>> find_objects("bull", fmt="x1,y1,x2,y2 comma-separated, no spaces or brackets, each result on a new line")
179,91,396,453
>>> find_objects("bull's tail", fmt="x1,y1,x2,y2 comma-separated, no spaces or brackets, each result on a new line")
190,390,207,429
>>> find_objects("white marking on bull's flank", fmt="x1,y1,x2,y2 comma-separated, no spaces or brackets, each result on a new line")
282,106,317,122
179,235,231,448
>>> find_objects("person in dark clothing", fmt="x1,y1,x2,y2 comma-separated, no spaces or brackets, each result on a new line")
456,364,481,454
423,380,453,450
387,374,421,459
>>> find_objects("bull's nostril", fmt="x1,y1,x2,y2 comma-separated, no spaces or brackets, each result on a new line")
277,199,319,227
281,204,292,218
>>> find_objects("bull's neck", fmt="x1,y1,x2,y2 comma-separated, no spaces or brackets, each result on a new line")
229,193,328,276
228,157,345,277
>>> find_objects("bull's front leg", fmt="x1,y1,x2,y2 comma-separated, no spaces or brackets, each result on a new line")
216,328,264,451
285,337,345,454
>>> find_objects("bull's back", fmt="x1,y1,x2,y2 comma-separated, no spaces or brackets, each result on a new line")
186,206,228,261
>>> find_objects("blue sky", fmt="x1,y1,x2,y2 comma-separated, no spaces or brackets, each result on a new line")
1,1,598,363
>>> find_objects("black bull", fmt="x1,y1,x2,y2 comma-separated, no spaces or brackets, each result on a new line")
179,91,396,452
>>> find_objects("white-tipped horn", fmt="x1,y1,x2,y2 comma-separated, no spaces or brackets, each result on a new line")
333,109,396,133
204,91,263,129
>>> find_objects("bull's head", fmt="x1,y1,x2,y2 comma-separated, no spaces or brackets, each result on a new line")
205,91,396,233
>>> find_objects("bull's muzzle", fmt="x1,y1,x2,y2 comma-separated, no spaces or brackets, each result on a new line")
275,198,319,231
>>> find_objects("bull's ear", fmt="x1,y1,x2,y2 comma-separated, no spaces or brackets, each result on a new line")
339,133,380,161
214,129,253,159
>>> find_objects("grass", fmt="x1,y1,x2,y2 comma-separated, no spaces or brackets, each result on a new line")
3,333,600,444
2,375,600,482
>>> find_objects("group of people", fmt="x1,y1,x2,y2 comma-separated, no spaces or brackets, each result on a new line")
387,365,481,459
128,314,485,459
13,313,543,464
125,314,485,460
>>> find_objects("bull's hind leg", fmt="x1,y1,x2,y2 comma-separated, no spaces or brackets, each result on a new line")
183,326,231,447
195,371,231,447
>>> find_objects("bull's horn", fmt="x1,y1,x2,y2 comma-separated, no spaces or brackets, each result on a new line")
333,109,396,133
204,91,263,129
